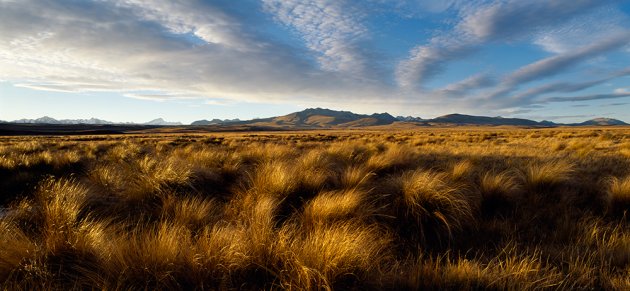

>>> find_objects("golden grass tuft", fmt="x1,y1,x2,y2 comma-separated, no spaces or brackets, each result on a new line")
401,247,564,289
365,143,416,172
521,160,574,189
91,222,194,288
250,161,300,198
479,170,521,215
194,224,250,276
0,219,36,280
395,170,474,242
302,189,371,226
339,165,373,188
280,222,393,288
35,178,91,237
605,176,630,217
161,195,222,231
451,159,474,180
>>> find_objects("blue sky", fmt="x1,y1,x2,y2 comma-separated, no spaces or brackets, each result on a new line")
1,0,629,124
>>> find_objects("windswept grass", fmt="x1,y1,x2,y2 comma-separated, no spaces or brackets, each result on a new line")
479,170,521,215
393,170,474,244
0,127,629,289
605,176,630,217
521,159,574,190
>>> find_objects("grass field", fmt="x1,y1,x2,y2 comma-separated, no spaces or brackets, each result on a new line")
1,127,629,289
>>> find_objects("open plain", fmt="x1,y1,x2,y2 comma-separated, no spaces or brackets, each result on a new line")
0,127,629,289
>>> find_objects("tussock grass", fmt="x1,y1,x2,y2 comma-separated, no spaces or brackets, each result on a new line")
277,221,392,289
451,159,474,181
479,170,521,215
0,128,629,289
0,220,35,281
521,159,574,190
339,165,373,189
161,195,221,231
397,246,564,290
35,177,91,237
394,170,474,243
250,160,300,198
605,176,630,217
302,189,372,227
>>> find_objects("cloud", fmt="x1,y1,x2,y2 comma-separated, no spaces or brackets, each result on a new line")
505,32,630,86
483,35,630,105
521,114,596,120
1,0,629,118
395,36,476,89
533,6,629,54
544,92,630,103
204,99,234,106
395,0,614,89
505,67,630,104
509,79,608,104
368,0,463,16
262,0,374,77
458,0,608,40
111,0,251,49
0,0,392,106
435,73,496,97
123,92,203,102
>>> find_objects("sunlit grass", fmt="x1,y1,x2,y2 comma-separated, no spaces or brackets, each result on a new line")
0,127,629,289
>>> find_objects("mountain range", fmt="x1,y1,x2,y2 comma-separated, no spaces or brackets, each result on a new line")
5,116,182,126
189,109,626,128
2,109,627,128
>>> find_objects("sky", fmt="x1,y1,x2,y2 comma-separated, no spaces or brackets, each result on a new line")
1,0,630,124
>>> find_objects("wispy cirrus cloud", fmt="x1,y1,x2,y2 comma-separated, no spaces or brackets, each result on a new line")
505,67,630,105
484,34,630,106
544,92,630,103
504,32,630,87
396,35,476,90
434,73,496,98
396,0,619,90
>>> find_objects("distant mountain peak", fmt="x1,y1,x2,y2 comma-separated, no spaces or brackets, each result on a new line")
578,117,627,126
429,113,544,126
190,118,241,125
396,116,423,122
233,107,399,128
144,118,182,126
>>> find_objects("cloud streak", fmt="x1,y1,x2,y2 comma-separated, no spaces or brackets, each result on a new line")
505,32,630,87
544,92,630,103
458,0,608,40
506,67,630,105
395,0,615,89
